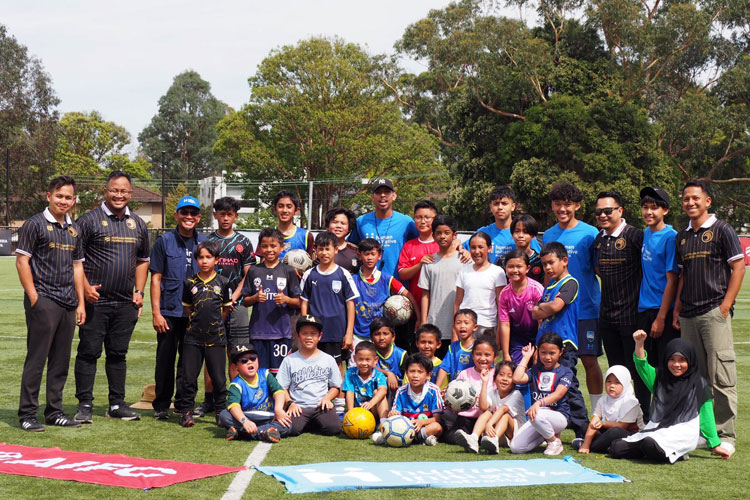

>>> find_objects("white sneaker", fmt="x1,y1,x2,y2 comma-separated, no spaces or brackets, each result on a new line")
424,435,438,446
720,441,735,457
371,431,385,446
480,435,500,454
454,429,479,453
543,438,564,456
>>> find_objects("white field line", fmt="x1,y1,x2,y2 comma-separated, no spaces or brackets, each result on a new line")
221,442,272,500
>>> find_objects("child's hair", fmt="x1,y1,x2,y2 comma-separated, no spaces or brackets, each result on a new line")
369,317,395,336
682,179,711,197
213,196,240,213
504,249,530,267
358,237,382,253
414,200,438,214
324,207,356,231
495,359,517,374
472,333,497,354
415,324,441,343
548,182,583,203
432,214,457,233
405,353,433,374
510,214,539,236
49,175,76,193
196,240,220,258
258,227,284,246
354,340,377,356
540,241,568,260
453,308,478,323
489,186,516,203
596,190,623,208
272,189,301,210
469,231,492,248
314,230,337,249
640,195,669,210
537,332,564,351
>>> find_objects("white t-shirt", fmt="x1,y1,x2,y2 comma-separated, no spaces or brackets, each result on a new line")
489,388,526,430
456,263,507,327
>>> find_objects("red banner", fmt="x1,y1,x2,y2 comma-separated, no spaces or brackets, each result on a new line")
0,443,243,489
740,237,750,266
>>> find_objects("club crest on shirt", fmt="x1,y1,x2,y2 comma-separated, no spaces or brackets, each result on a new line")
276,277,287,290
126,218,136,230
352,259,358,268
681,238,686,246
101,220,108,226
47,225,53,231
615,238,626,250
701,230,713,243
332,280,342,293
67,226,78,238
213,285,221,294
191,286,198,295
254,277,262,289
235,244,244,254
537,371,557,392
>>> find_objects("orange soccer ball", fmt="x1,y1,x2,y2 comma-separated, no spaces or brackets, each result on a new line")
342,407,376,439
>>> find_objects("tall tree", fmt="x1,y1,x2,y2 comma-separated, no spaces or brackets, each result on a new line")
139,71,229,182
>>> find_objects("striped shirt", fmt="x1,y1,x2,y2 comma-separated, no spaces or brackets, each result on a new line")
16,208,83,308
676,215,744,318
77,203,150,305
208,231,254,291
595,221,643,325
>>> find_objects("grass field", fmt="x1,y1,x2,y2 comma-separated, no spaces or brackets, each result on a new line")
0,256,747,499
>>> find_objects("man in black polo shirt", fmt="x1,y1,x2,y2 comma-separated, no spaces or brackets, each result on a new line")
73,171,150,423
593,191,649,413
16,176,86,431
674,180,745,455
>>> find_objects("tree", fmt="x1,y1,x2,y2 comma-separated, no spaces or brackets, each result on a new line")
139,71,229,182
213,37,446,227
0,24,60,219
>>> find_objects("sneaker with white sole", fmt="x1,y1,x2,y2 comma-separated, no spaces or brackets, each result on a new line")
371,431,385,445
454,429,479,453
571,437,584,451
720,441,735,457
107,404,140,421
424,435,438,446
543,438,563,456
74,404,93,424
20,417,44,432
480,435,500,454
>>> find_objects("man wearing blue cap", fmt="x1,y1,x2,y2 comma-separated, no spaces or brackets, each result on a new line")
149,196,206,419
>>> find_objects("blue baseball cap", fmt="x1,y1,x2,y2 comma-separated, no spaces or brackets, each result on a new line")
176,196,200,211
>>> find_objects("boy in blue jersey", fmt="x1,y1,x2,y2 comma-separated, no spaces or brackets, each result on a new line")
532,242,589,443
542,183,603,415
435,309,478,388
272,190,315,261
373,353,444,446
462,186,542,264
371,318,407,396
637,187,679,369
353,238,420,343
343,341,388,419
219,344,292,442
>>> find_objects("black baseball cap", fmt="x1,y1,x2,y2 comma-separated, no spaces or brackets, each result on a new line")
296,314,323,333
639,187,670,208
230,343,257,363
370,178,394,193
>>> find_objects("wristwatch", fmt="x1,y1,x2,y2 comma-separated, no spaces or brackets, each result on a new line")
240,417,248,424
134,289,144,296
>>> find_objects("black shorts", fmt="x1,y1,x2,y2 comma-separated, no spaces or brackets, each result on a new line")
254,338,292,374
318,341,349,364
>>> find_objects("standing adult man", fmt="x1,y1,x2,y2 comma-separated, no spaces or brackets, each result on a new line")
149,196,206,419
16,176,86,431
674,180,745,455
73,171,150,423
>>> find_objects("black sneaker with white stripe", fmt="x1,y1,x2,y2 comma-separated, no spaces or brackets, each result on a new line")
75,403,94,424
106,404,140,421
20,417,44,432
46,413,82,428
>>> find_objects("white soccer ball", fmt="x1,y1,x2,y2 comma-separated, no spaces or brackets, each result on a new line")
382,295,412,325
445,379,477,412
283,249,313,272
379,415,415,447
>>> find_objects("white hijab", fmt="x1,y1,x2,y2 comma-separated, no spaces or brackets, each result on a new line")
600,365,642,424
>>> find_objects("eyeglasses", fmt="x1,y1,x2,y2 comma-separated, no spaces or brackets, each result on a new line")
106,189,133,196
236,355,258,364
594,207,619,216
414,216,434,222
179,209,200,217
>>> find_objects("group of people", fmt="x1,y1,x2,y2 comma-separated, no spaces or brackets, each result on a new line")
15,172,744,464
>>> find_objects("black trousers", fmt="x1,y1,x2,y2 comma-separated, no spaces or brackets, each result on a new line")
610,436,671,463
600,319,651,417
289,406,342,436
177,343,227,413
559,346,590,438
74,302,139,406
637,309,679,369
589,426,632,453
443,415,478,444
153,316,187,412
19,296,76,420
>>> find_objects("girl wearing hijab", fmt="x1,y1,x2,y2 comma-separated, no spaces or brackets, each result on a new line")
578,365,643,454
609,330,732,463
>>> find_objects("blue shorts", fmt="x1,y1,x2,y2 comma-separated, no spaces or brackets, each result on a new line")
576,318,603,356
254,338,291,374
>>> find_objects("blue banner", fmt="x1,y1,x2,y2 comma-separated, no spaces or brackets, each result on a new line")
256,456,627,493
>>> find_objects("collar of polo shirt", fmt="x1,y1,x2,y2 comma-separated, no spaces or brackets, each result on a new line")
101,201,131,218
43,207,73,227
685,214,716,232
600,218,627,237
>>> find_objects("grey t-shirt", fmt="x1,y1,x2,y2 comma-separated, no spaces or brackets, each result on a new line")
275,350,342,408
418,253,464,340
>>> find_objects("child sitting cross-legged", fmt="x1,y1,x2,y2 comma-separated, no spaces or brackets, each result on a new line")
343,341,388,420
218,344,292,442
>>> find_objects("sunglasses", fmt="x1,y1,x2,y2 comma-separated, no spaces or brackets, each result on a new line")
179,209,200,217
236,355,258,364
594,207,619,216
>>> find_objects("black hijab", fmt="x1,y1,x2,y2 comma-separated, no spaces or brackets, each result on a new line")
647,338,711,430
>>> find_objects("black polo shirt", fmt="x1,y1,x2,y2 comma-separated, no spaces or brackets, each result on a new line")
77,203,150,305
16,208,83,309
595,221,643,325
208,231,255,292
676,215,744,318
182,272,232,346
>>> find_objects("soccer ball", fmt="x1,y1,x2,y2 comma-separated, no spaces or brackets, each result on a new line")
283,249,313,272
445,379,477,412
379,415,415,447
382,295,412,325
342,407,376,439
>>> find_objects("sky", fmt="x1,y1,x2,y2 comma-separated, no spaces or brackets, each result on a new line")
2,1,522,151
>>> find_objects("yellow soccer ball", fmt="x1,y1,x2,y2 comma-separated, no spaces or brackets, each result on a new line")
342,407,376,439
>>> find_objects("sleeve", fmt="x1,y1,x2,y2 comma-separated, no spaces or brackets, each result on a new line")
397,242,412,274
455,267,466,289
531,238,541,252
76,215,91,255
440,348,453,376
398,351,407,377
557,279,578,305
329,356,343,388
593,399,603,418
720,224,744,263
347,218,363,245
136,222,151,260
342,268,359,301
633,352,656,392
392,387,404,412
699,399,722,449
241,237,255,267
266,372,285,395
342,369,354,392
72,223,84,261
497,288,510,322
429,386,444,414
15,219,39,257
375,370,388,388
506,391,525,418
462,238,470,252
275,357,291,389
494,266,508,287
181,280,192,307
665,230,679,274
390,277,406,295
556,367,573,388
287,266,301,297
676,232,684,269
456,368,468,381
226,382,243,410
299,269,312,301
406,220,418,241
149,236,166,274
417,263,431,291
241,268,255,297
591,233,600,268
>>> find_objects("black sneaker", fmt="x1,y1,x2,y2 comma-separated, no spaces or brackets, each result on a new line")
107,404,140,421
194,403,212,418
20,417,44,432
180,411,195,428
154,409,169,420
74,404,94,424
46,413,82,428
225,426,239,441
